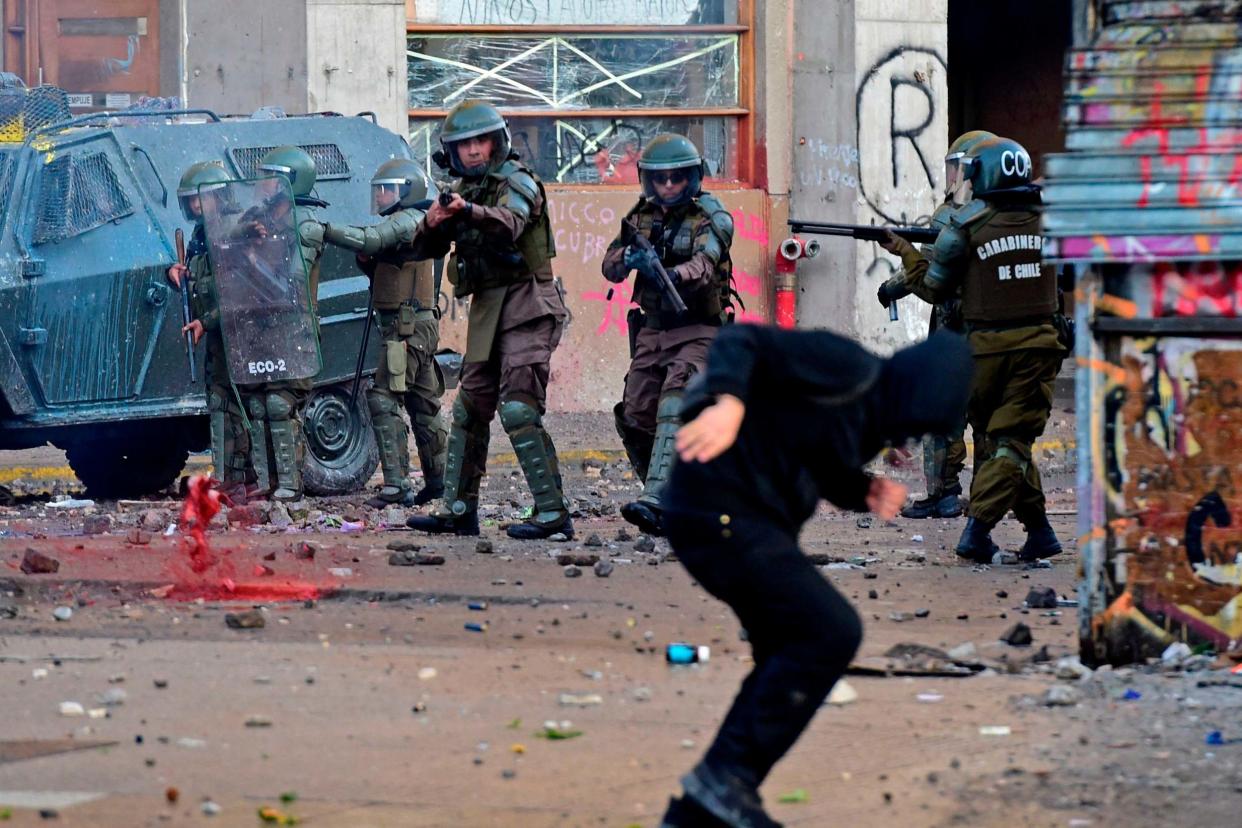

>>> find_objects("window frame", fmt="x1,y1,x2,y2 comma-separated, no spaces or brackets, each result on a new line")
404,0,757,190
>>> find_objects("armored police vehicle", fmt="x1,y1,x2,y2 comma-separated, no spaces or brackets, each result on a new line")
0,81,428,497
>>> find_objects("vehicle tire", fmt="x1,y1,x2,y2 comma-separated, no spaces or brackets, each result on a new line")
300,383,379,496
66,440,190,499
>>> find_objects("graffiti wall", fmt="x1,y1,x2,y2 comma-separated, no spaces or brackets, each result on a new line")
1093,333,1242,656
435,188,771,412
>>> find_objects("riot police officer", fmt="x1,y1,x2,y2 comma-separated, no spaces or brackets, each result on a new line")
404,100,571,540
167,161,252,492
875,130,995,520
602,134,735,536
922,137,1064,562
242,145,325,502
322,159,448,508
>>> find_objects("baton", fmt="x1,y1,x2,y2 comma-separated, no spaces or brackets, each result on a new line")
350,284,375,408
889,300,899,322
174,229,198,382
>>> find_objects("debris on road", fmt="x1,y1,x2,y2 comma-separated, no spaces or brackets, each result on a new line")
20,549,60,574
1001,623,1034,647
225,610,266,630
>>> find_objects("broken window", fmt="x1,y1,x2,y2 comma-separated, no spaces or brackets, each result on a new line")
406,1,750,184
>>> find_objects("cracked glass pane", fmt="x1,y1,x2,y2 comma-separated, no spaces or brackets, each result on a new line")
408,115,737,184
407,35,739,110
411,0,733,26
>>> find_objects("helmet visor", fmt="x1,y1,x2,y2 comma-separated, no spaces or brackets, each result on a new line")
641,166,701,206
943,152,965,198
179,192,202,223
372,182,402,214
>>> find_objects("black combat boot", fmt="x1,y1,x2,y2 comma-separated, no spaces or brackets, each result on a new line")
506,514,574,540
621,500,663,536
406,510,480,536
1020,515,1063,561
900,484,964,519
954,517,1000,563
660,795,730,827
411,480,444,506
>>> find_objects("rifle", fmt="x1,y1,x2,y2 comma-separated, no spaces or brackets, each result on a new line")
787,220,939,245
174,228,199,383
623,219,687,315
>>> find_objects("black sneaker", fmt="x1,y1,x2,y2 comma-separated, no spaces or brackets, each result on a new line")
620,500,663,536
506,515,574,540
406,511,480,536
680,764,782,828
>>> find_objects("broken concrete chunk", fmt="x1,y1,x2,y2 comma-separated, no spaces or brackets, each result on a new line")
225,610,266,629
20,548,60,574
1024,586,1058,609
1000,622,1033,647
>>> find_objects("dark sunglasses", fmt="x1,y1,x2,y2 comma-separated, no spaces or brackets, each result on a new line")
650,171,688,185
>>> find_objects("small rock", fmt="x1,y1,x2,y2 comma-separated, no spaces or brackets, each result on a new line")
244,715,272,728
100,688,127,706
1044,685,1079,707
38,808,59,819
556,553,599,567
328,567,353,577
140,509,166,531
154,678,169,689
856,516,873,529
889,611,914,622
867,589,878,600
634,536,656,554
381,506,406,526
58,701,85,717
632,686,653,702
418,667,437,681
1055,656,1092,681
1000,622,1033,647
1024,586,1058,609
125,528,151,545
594,560,614,578
615,529,633,542
905,551,927,563
1161,641,1192,666
386,540,421,553
201,801,222,817
261,551,276,562
564,565,582,578
389,551,445,566
82,515,111,535
475,540,494,554
268,504,292,529
827,680,858,705
914,608,931,618
991,550,1019,565
291,541,317,560
548,532,570,543
911,534,924,543
52,606,73,622
584,534,604,548
995,590,1009,599
20,549,60,575
0,602,18,619
558,693,603,707
225,609,266,629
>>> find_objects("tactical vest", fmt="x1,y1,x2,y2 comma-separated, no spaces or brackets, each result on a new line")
961,207,1056,324
624,195,733,326
448,159,555,298
373,245,436,311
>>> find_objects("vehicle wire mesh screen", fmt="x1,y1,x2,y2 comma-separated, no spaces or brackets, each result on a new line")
230,143,351,181
0,85,72,143
33,152,134,244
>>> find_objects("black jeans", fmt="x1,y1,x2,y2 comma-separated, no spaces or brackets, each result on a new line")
665,506,863,791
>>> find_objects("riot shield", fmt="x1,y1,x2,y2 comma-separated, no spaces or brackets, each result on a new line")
200,178,322,385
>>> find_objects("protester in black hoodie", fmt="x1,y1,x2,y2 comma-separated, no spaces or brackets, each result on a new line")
658,325,973,828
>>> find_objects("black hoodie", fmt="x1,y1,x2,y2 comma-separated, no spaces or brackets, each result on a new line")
666,325,973,530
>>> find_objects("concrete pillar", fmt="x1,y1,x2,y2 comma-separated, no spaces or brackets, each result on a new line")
789,0,947,349
307,0,407,134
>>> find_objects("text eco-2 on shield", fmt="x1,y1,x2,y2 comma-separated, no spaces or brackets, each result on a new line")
199,177,322,385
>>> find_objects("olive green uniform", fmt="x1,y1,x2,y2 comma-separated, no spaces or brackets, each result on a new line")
409,156,570,530
925,201,1061,527
601,193,735,509
323,208,447,501
186,223,251,485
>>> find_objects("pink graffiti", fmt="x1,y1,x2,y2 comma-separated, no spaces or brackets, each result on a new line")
733,265,762,297
731,209,769,247
1152,260,1242,317
1056,233,1220,262
582,280,633,337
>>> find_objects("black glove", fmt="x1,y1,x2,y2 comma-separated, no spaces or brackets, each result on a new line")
876,282,893,309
